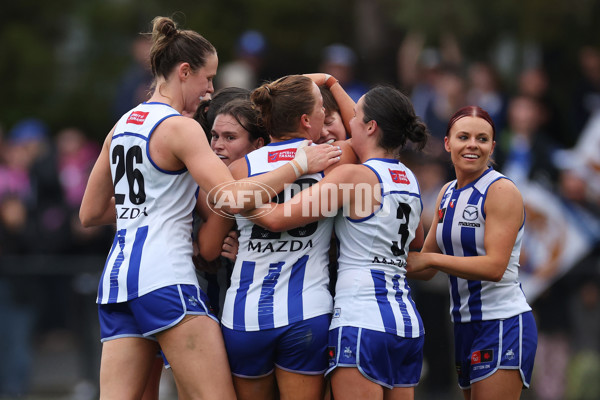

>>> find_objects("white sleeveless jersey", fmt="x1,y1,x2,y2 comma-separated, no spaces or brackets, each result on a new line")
97,102,200,304
221,138,334,331
331,158,424,338
435,168,531,322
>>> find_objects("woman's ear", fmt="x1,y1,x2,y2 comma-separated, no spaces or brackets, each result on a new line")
366,120,377,136
255,137,265,149
179,62,191,80
444,136,451,153
300,114,311,130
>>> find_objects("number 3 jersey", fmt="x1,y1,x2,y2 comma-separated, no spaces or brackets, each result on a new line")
97,102,199,304
331,158,424,338
221,138,334,331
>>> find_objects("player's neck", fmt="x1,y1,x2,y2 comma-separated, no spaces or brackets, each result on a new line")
272,132,307,143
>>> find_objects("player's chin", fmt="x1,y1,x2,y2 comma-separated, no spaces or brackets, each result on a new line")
220,157,231,166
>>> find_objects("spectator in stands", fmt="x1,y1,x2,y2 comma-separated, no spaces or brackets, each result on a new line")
320,43,369,102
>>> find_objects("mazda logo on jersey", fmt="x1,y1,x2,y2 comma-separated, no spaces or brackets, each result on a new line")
463,205,478,221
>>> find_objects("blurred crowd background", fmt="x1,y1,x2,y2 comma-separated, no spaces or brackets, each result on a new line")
1,1,600,399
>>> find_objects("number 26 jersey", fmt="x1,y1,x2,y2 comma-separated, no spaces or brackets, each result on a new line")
98,102,199,304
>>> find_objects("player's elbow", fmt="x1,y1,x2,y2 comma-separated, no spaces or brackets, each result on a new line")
79,209,95,228
259,217,287,233
422,270,437,281
199,247,221,262
209,185,257,215
406,269,437,281
208,195,243,215
487,265,506,282
80,217,92,229
220,205,243,215
197,234,225,262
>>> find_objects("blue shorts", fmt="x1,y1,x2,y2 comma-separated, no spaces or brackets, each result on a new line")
454,311,537,389
326,326,424,389
98,284,217,342
222,314,330,378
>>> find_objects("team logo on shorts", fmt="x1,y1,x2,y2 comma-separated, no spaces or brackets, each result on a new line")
343,346,353,359
505,349,515,360
187,296,199,307
328,346,336,358
471,349,494,364
328,346,336,368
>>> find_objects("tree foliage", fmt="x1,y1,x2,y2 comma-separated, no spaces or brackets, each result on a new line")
1,0,599,139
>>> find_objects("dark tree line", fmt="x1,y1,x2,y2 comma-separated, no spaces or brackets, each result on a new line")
2,0,599,140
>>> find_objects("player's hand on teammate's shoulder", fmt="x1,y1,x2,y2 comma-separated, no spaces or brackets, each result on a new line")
299,140,342,174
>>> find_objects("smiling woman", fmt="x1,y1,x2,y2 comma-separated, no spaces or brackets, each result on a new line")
213,75,350,400
444,110,497,184
240,85,430,400
78,15,341,400
406,106,538,400
79,16,238,400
